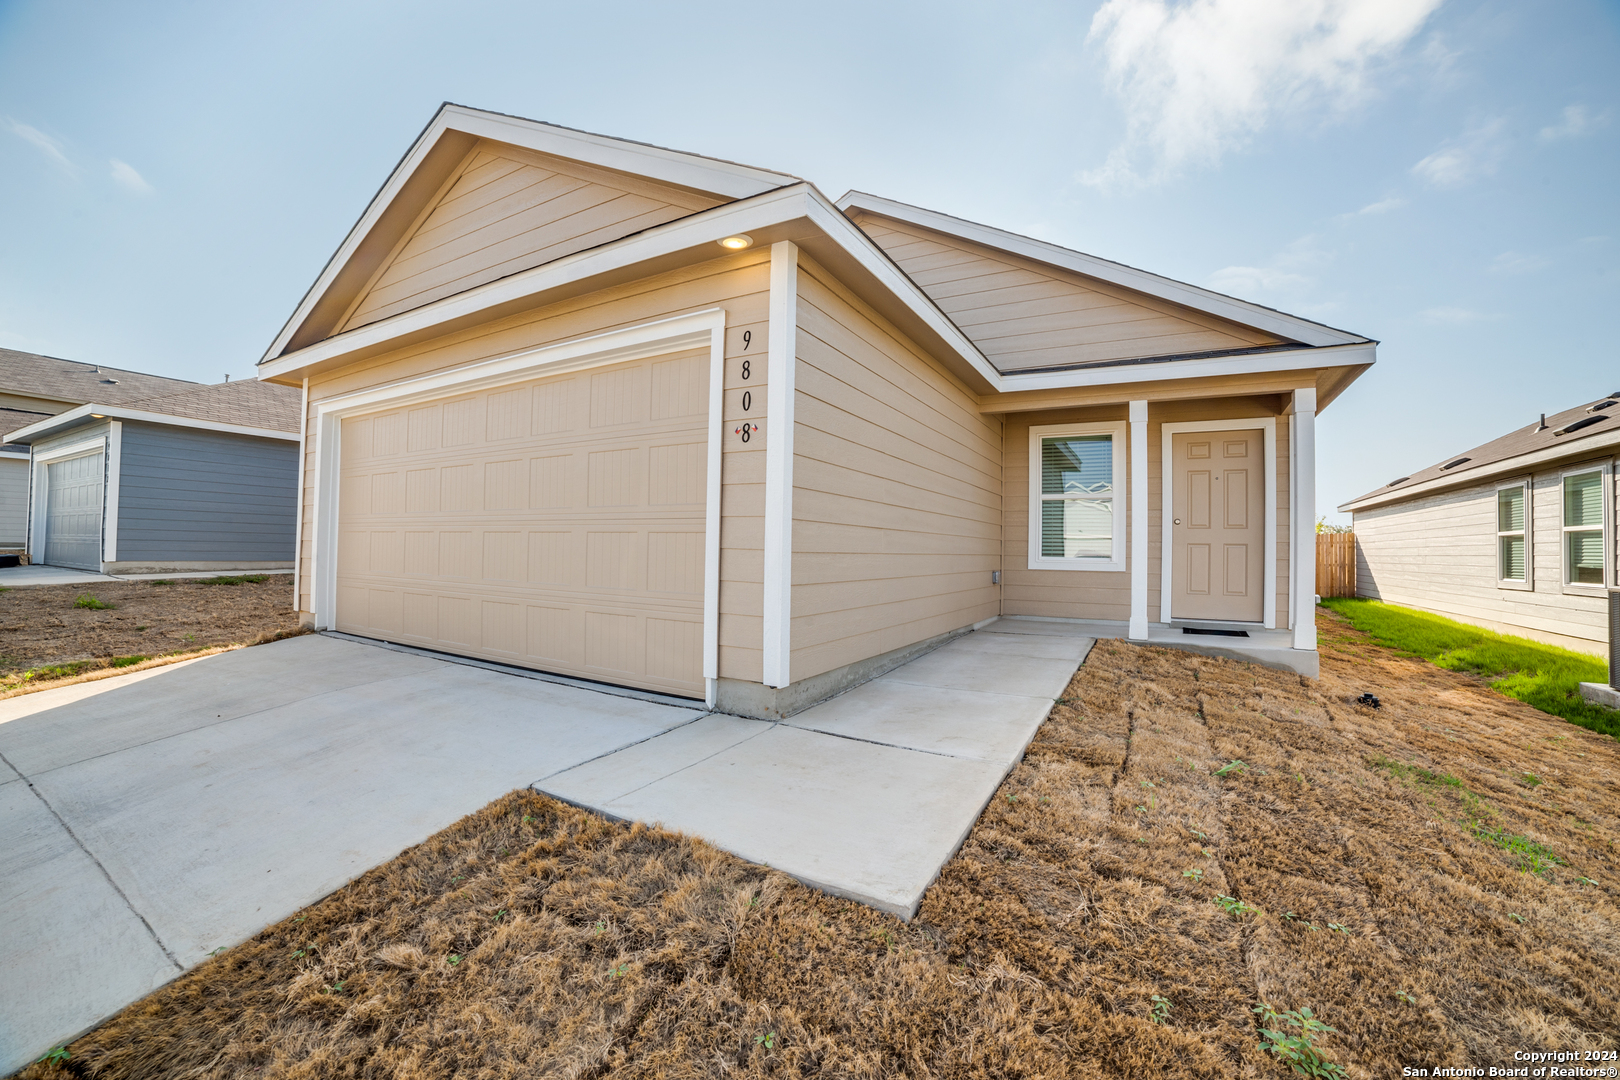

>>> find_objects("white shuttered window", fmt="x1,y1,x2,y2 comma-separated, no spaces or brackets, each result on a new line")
1497,482,1528,583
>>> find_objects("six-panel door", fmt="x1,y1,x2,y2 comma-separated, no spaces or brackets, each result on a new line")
1170,429,1264,623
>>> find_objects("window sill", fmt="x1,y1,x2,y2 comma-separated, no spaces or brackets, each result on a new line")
1561,583,1610,598
1027,556,1127,573
1496,578,1534,592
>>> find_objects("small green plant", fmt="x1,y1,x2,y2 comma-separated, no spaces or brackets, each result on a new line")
324,980,346,994
609,963,629,978
1253,1003,1347,1078
135,625,149,631
111,655,148,668
73,593,114,610
183,633,196,643
209,947,227,956
200,574,270,585
1575,877,1598,887
1396,990,1417,1005
522,814,534,824
1214,760,1248,778
447,954,462,966
1214,895,1260,918
291,947,309,959
1326,922,1352,935
754,1031,777,1049
1281,911,1297,921
1507,912,1526,924
1149,994,1173,1024
1521,772,1542,788
594,921,607,936
492,908,507,922
1183,867,1204,882
1471,823,1566,876
1140,779,1155,788
35,1046,70,1065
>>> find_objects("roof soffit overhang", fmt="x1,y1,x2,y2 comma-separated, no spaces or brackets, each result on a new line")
262,104,801,364
837,191,1374,350
1340,428,1620,514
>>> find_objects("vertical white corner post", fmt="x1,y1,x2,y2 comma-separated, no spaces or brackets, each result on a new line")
292,378,309,617
102,421,123,564
762,241,799,689
1129,400,1149,640
1290,387,1317,650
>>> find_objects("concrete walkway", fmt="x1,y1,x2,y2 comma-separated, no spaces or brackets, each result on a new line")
0,565,295,587
538,620,1094,918
0,635,702,1074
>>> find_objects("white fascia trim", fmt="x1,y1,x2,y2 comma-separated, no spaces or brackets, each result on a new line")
103,421,122,563
29,434,108,560
261,105,795,363
0,451,29,460
307,307,729,692
995,342,1375,394
762,242,798,688
5,402,299,444
1028,420,1129,573
838,192,1370,348
1340,428,1620,513
260,185,1003,393
1159,417,1278,629
1129,401,1149,639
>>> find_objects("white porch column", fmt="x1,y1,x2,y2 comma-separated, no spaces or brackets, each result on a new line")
762,241,799,688
1290,387,1317,650
1129,399,1149,640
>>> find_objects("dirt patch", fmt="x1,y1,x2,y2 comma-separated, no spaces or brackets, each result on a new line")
0,577,299,680
16,610,1619,1078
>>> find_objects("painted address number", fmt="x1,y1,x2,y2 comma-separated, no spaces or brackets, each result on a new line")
734,423,759,443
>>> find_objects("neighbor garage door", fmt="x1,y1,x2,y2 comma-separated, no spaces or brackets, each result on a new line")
335,350,709,697
44,451,105,571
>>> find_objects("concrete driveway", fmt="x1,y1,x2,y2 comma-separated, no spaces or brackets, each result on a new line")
0,635,702,1074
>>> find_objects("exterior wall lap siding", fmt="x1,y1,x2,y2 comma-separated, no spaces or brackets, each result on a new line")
116,422,298,562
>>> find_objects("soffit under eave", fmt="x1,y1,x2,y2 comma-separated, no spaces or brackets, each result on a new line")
975,359,1370,415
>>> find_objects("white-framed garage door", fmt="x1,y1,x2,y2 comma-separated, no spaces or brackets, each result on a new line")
44,451,105,571
334,349,709,697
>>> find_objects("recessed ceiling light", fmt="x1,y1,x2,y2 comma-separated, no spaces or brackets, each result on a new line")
718,235,753,250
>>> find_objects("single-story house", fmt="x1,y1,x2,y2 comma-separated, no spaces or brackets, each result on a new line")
1341,394,1619,656
256,103,1376,712
4,380,302,574
0,348,196,552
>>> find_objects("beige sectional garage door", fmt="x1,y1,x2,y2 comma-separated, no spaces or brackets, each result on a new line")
335,350,709,697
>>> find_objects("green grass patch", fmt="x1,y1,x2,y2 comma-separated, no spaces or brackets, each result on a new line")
72,593,115,610
1323,598,1617,739
8,660,98,683
110,655,148,668
198,574,271,586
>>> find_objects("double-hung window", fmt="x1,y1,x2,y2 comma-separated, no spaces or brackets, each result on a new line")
1562,466,1609,588
1496,481,1530,586
1028,422,1127,571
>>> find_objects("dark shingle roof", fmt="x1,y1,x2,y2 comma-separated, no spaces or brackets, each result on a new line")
0,407,51,449
1346,392,1620,507
120,380,301,433
0,347,195,406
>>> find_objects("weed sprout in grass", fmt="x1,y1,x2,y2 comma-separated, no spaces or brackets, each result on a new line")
1149,994,1172,1024
1182,867,1204,882
1214,759,1248,778
753,1031,777,1049
73,593,114,610
1254,1003,1347,1079
34,1047,70,1065
1213,895,1260,919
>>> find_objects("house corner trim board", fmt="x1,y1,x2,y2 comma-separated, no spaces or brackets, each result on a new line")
763,241,799,689
1129,400,1148,639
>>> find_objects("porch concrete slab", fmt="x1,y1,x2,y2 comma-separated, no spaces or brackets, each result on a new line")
785,680,1052,765
0,780,178,1073
941,630,1090,661
0,635,442,776
0,565,113,587
0,635,702,1072
539,714,769,804
591,723,1010,916
885,636,1081,700
982,617,1105,640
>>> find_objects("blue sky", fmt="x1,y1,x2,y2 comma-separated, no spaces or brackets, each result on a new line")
0,0,1615,520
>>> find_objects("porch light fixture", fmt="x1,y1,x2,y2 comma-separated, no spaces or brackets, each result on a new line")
90,413,106,419
718,234,753,250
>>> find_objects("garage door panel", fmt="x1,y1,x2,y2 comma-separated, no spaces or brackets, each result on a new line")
336,350,707,697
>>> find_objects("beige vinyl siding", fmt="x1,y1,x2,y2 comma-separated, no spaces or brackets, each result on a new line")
1004,396,1290,625
1354,462,1614,654
852,214,1285,372
789,258,1002,682
340,140,723,333
300,251,772,682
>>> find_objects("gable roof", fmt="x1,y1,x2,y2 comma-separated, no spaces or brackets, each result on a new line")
0,347,195,407
1340,392,1620,513
837,192,1371,354
4,380,302,445
263,104,799,361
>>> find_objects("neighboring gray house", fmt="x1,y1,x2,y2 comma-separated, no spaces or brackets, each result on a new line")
3,380,302,574
0,408,51,549
1341,393,1619,657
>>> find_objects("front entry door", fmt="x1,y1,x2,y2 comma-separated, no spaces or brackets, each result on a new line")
1170,429,1264,622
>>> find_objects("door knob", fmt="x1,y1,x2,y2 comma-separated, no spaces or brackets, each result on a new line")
1174,518,1181,525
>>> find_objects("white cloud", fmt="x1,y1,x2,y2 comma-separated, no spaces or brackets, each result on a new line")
1420,306,1500,324
1355,195,1405,215
1208,233,1326,298
1082,0,1443,187
3,116,77,174
1539,104,1606,142
1488,251,1548,275
109,159,154,195
1411,118,1506,188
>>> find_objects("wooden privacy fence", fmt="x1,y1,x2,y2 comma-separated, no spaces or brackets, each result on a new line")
1316,532,1357,599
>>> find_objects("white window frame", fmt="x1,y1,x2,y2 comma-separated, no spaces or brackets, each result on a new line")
1559,460,1612,593
1494,477,1532,590
1027,421,1128,572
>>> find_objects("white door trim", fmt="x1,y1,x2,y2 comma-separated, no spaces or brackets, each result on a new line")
308,306,728,706
1159,417,1278,629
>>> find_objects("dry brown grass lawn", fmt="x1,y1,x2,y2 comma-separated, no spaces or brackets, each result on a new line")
16,610,1620,1079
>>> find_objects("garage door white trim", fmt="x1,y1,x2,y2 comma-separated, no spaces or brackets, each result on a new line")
309,306,727,705
28,432,116,568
